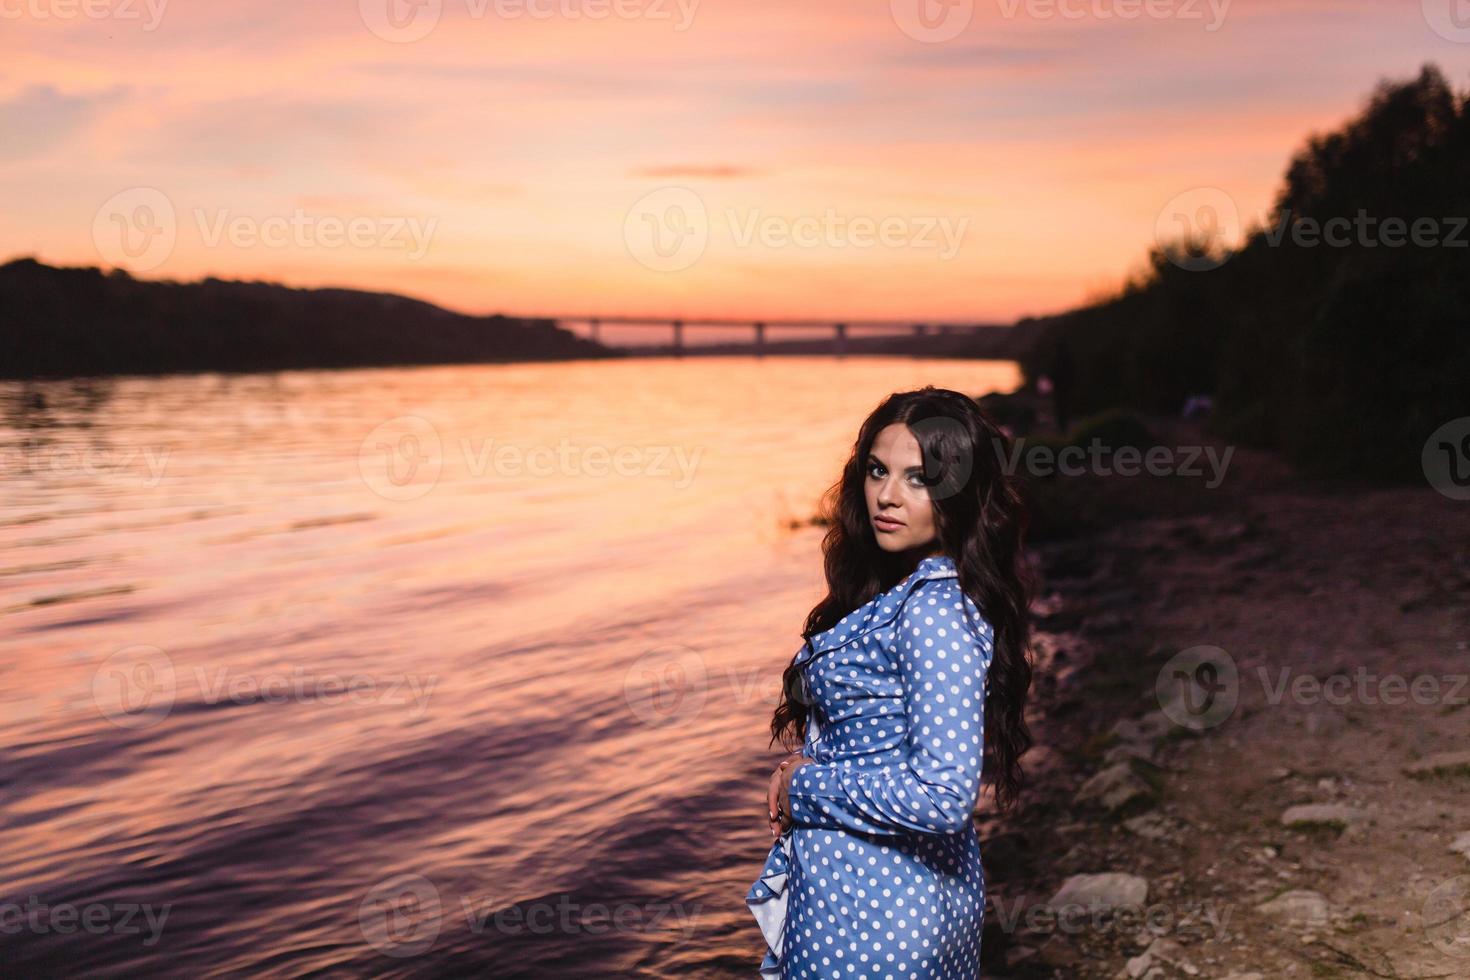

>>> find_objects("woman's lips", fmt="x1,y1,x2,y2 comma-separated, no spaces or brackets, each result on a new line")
873,515,905,531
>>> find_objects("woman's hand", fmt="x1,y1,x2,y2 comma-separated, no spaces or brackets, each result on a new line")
766,754,813,837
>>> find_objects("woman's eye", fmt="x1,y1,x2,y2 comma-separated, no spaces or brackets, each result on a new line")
867,463,885,478
906,473,927,488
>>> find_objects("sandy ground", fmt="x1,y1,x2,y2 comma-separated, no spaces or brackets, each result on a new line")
976,419,1470,979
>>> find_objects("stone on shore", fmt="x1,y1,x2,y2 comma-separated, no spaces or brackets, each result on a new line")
1280,804,1369,831
1255,889,1330,925
1112,712,1171,745
1103,740,1157,766
1450,831,1470,863
1404,750,1470,779
1123,937,1198,978
1122,813,1178,841
1049,872,1149,911
1076,762,1156,814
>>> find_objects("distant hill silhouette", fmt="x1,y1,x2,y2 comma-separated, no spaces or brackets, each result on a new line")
0,259,614,378
1018,63,1470,481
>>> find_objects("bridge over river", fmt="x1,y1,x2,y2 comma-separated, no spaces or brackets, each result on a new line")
552,315,1010,355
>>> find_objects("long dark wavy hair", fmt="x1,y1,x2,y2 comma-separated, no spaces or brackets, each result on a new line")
769,386,1034,812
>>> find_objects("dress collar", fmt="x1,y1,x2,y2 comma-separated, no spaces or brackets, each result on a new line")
795,554,958,665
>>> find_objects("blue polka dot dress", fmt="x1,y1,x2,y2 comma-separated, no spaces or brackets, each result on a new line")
747,554,995,979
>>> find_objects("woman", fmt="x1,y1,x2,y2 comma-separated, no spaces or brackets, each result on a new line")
746,386,1034,979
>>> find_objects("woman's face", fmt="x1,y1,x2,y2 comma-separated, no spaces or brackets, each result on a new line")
864,423,940,555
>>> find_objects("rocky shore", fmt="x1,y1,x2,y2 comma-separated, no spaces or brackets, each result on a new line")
975,414,1470,979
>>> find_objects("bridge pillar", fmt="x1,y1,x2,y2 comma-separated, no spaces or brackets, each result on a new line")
834,322,847,355
672,319,684,356
754,322,766,357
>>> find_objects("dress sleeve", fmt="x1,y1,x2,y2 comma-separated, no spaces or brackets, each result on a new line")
785,579,993,835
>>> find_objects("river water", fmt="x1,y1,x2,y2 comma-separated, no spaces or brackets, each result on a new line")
0,356,1019,978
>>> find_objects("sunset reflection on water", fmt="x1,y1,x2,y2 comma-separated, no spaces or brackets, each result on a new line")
0,357,1018,976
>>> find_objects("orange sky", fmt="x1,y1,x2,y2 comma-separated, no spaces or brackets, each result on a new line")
3,0,1469,322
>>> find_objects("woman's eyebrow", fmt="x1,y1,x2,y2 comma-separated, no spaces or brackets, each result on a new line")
867,452,923,474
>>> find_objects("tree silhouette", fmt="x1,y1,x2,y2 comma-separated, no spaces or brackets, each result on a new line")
1021,63,1470,480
